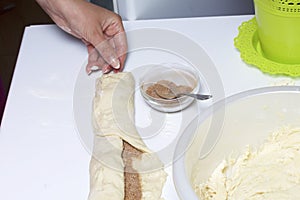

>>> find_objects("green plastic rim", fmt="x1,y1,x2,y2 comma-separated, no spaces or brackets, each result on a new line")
254,0,300,17
234,17,300,77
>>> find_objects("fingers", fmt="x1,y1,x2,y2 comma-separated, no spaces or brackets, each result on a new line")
87,24,120,69
80,7,127,74
86,44,102,74
86,44,99,74
86,44,114,74
113,31,128,71
86,33,127,75
95,31,127,73
94,38,121,70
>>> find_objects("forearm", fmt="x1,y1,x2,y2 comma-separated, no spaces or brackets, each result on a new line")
36,0,85,22
36,0,63,14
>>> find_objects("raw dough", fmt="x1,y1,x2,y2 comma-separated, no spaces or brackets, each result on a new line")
88,72,167,200
193,127,300,199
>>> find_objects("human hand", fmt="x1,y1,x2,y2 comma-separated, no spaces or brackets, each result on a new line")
36,0,127,74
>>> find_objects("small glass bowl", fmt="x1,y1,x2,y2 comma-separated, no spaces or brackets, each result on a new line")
139,63,200,113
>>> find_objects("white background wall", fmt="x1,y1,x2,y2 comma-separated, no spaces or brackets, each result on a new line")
115,0,254,20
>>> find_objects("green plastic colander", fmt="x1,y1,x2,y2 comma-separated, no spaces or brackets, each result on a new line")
254,0,300,64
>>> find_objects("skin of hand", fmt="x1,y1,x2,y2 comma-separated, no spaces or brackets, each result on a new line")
36,0,128,74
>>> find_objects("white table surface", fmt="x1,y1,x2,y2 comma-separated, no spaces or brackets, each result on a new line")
1,15,299,200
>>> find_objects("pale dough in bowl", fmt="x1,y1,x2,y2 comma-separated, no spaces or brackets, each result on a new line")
193,127,300,199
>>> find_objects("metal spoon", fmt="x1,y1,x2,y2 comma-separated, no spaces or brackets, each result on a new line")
174,93,212,100
154,83,212,100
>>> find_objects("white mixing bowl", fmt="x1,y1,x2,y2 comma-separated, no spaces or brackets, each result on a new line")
173,86,300,200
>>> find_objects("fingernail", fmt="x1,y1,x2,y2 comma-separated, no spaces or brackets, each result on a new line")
111,59,120,69
86,67,92,75
90,66,100,71
86,65,100,75
103,67,111,74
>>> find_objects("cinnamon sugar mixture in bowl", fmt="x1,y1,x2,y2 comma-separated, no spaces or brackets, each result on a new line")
139,63,199,113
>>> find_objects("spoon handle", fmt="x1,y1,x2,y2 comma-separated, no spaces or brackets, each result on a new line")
179,93,212,100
